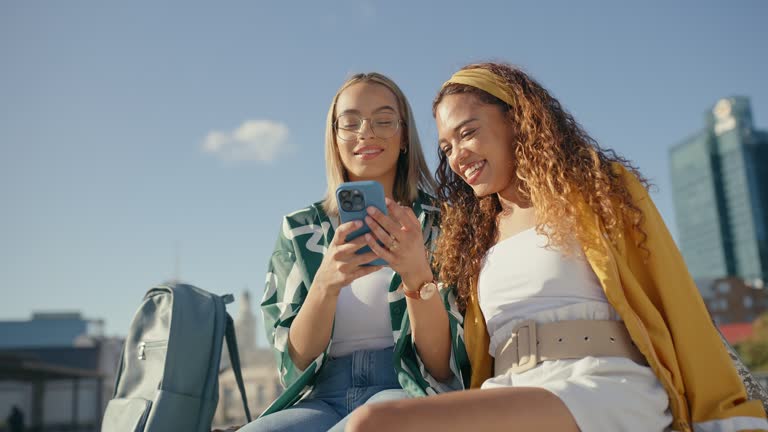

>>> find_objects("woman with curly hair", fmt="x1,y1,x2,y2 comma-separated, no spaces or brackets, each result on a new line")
346,63,768,432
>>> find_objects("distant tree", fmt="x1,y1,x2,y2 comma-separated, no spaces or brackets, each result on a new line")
736,313,768,371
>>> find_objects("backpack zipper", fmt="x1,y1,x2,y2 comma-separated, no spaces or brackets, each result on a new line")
137,340,167,360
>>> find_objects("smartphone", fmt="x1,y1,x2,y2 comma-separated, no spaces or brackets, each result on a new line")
335,180,388,266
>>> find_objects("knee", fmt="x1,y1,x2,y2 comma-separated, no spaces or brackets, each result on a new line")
345,404,388,432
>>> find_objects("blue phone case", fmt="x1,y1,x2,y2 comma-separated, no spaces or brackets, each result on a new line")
336,180,388,266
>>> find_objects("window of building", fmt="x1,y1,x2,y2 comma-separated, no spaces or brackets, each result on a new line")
257,384,265,406
709,298,729,311
717,281,731,294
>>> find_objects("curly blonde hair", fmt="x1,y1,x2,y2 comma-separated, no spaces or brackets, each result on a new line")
433,63,649,311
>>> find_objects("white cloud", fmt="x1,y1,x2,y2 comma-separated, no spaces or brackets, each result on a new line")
202,119,291,162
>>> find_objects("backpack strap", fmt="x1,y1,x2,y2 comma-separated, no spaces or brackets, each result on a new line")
225,313,253,423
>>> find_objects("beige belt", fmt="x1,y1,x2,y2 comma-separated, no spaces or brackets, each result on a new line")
494,319,647,376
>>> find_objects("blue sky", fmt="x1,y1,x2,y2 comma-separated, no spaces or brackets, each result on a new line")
1,1,766,344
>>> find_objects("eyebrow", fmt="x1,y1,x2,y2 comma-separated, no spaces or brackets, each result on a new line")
438,117,479,145
337,105,398,116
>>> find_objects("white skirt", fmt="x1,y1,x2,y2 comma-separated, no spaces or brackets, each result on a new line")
482,302,673,432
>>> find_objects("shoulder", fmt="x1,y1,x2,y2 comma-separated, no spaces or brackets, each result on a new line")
609,162,654,210
415,190,441,215
611,162,647,191
281,201,329,227
272,202,333,246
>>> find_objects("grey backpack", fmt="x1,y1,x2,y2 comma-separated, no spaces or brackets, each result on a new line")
101,283,252,432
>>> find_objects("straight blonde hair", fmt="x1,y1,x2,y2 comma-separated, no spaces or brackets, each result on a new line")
322,72,436,216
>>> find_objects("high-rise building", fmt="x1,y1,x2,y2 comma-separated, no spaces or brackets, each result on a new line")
670,96,768,283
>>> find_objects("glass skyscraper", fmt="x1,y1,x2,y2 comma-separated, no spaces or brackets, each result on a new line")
670,97,768,283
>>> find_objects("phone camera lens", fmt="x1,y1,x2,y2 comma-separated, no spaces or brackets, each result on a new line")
340,190,350,199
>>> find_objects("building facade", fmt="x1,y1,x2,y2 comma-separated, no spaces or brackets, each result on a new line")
670,97,768,283
214,291,281,429
697,277,768,325
0,312,122,431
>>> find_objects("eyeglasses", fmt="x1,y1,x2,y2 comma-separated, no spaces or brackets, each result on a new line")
334,113,402,141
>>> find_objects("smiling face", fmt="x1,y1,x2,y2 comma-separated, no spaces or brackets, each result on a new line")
435,92,517,198
334,82,403,185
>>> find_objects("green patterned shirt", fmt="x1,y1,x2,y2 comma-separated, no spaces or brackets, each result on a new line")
259,191,470,416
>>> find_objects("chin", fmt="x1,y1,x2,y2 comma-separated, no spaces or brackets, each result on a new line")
350,159,398,178
470,184,495,198
348,166,390,181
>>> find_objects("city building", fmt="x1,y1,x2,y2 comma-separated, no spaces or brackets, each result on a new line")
214,291,281,428
2,292,281,431
719,322,754,345
697,277,768,325
670,97,768,283
0,312,122,431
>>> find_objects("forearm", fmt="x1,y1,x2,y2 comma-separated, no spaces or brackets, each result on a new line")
287,283,338,371
403,272,452,382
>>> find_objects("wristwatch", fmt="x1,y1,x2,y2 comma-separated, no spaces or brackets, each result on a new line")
402,279,438,300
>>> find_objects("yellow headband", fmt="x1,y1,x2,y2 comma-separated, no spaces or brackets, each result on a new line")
442,68,514,107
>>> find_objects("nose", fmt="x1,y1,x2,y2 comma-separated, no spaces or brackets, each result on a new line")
356,118,375,140
451,142,470,166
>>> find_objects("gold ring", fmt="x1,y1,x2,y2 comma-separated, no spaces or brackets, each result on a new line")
389,238,399,251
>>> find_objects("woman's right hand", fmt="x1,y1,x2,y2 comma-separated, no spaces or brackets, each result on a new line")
311,220,383,297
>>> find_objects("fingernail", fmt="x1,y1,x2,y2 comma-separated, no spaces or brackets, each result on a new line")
367,206,377,215
365,233,372,241
354,220,362,228
365,216,373,224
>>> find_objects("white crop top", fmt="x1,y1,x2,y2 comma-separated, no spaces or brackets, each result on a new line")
330,267,395,357
477,228,611,340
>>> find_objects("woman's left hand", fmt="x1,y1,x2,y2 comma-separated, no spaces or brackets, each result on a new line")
364,197,433,286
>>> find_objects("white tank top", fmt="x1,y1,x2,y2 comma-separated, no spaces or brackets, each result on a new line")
477,227,612,349
330,267,395,357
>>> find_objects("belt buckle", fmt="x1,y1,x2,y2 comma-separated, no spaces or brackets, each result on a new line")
509,319,538,374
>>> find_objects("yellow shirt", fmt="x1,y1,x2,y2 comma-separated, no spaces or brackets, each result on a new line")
463,164,767,432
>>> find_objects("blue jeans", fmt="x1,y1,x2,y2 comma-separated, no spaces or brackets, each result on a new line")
239,348,408,432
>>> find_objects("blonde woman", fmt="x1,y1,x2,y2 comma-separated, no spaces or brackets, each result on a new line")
239,73,469,432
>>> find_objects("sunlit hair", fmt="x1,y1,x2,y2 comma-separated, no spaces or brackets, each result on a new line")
432,62,649,311
322,73,437,216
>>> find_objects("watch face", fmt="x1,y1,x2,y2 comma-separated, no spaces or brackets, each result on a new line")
419,282,437,300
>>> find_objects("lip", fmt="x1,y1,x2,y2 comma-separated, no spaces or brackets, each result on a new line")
462,160,486,185
353,146,385,161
